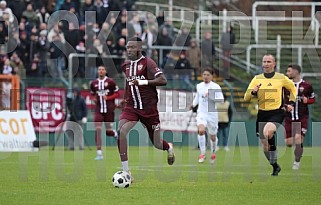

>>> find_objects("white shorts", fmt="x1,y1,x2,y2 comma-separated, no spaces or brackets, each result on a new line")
196,114,218,135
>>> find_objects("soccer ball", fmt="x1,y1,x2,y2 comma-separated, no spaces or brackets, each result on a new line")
112,171,132,188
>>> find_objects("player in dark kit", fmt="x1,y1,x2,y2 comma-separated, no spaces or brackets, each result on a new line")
117,37,175,175
90,65,119,160
284,64,315,170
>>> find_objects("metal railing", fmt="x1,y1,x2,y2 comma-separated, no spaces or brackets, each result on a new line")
135,1,214,24
246,41,321,73
67,53,126,91
252,1,321,44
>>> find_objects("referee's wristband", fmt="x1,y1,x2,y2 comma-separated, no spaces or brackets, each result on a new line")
251,90,257,96
138,80,148,85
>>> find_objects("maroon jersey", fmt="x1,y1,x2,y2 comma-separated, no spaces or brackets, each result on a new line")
90,76,119,113
121,56,163,110
284,79,315,120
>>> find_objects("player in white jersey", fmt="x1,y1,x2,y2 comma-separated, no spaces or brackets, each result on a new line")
191,69,224,164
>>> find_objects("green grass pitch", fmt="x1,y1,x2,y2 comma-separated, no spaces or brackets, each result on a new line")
1,146,321,205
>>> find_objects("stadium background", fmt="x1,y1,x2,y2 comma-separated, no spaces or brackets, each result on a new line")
0,0,320,147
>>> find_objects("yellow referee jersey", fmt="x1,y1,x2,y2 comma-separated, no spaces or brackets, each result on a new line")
244,72,296,111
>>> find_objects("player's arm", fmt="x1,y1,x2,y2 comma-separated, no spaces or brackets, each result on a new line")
303,84,315,104
283,76,297,104
191,85,199,110
90,82,97,104
132,59,167,86
244,77,260,102
104,83,120,101
139,72,167,86
132,72,167,86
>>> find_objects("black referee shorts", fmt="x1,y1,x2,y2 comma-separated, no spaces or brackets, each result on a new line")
256,109,285,139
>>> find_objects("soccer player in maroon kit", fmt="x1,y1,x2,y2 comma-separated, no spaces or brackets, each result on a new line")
117,37,175,175
285,64,315,170
90,65,119,160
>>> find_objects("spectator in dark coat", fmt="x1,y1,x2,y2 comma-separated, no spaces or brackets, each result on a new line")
220,25,235,70
201,31,216,68
66,88,88,150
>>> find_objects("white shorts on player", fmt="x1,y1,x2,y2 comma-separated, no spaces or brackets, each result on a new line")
196,114,218,136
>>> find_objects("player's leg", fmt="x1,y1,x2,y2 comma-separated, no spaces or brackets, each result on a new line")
207,119,218,164
197,124,206,163
284,118,293,147
293,119,307,170
104,112,117,139
196,114,207,162
117,119,137,172
94,112,104,160
263,122,281,176
257,120,270,162
105,122,117,139
141,116,175,165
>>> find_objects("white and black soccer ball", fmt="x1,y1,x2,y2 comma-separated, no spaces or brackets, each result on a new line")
112,171,132,188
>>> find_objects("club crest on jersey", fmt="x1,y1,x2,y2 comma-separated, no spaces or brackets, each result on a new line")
299,86,304,93
138,64,143,70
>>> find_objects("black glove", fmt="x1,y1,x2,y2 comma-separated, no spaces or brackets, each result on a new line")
192,105,198,113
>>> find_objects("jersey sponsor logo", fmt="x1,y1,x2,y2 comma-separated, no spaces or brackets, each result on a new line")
126,75,146,82
267,83,272,86
137,64,143,70
96,89,109,96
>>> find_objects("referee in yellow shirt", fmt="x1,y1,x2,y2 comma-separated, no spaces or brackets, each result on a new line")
244,54,297,176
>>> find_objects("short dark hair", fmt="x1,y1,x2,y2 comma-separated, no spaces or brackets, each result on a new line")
128,36,142,42
202,68,214,75
288,64,301,73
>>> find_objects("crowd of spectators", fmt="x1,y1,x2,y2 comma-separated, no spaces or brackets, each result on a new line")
0,0,220,87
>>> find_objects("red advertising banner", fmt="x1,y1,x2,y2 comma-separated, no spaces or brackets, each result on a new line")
26,88,66,133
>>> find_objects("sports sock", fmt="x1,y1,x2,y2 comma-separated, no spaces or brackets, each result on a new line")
263,151,270,161
95,128,102,150
268,135,276,151
294,143,303,162
269,150,278,164
122,161,129,172
162,140,170,151
215,137,218,150
210,139,216,153
268,135,278,164
97,150,102,156
167,142,173,153
198,134,206,155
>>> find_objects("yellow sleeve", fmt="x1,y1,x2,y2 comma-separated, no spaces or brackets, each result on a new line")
283,76,297,103
244,77,258,102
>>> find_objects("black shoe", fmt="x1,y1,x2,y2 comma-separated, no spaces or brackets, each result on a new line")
32,140,48,148
271,164,281,176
